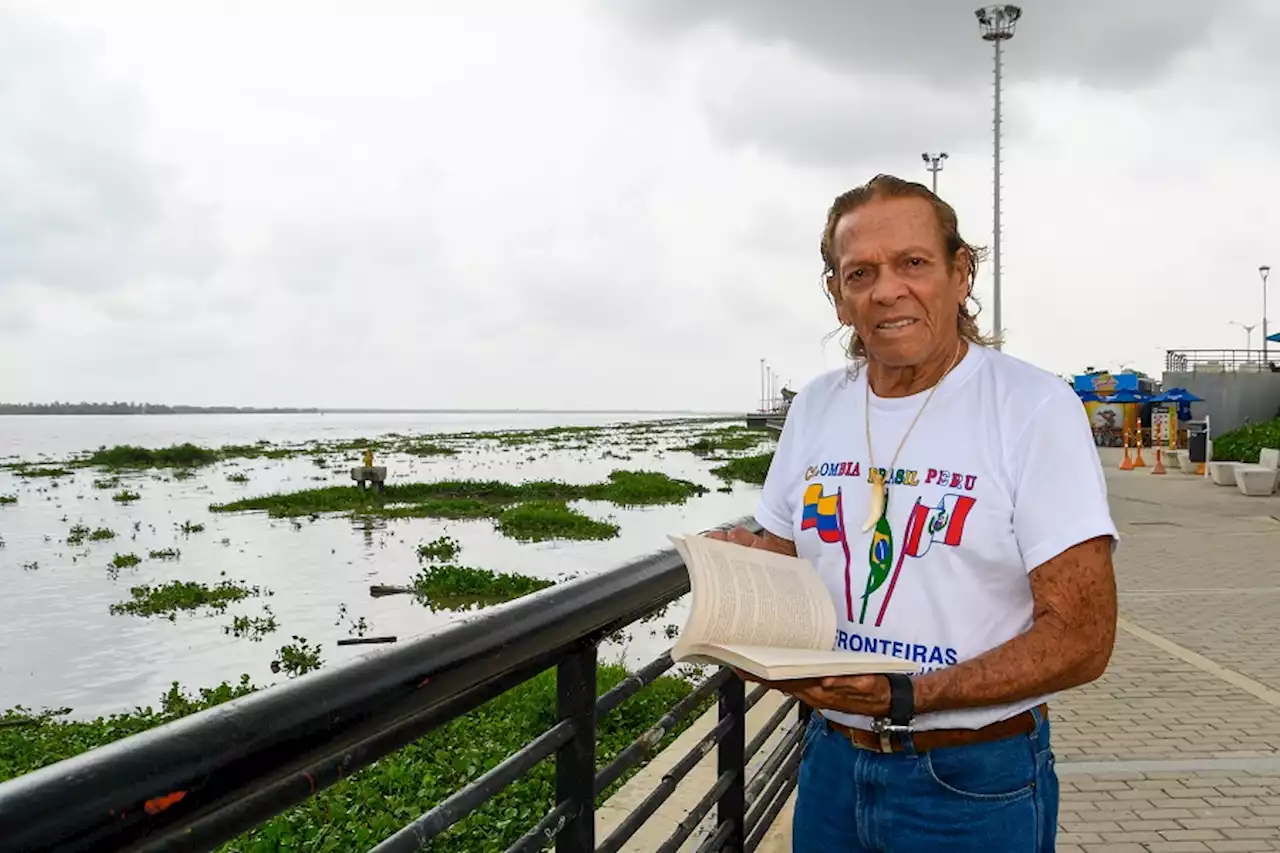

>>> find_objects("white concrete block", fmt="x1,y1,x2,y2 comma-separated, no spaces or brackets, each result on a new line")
1235,465,1280,496
1166,450,1183,470
1209,461,1241,486
1259,448,1280,471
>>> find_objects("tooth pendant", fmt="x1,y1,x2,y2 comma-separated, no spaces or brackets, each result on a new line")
862,471,885,533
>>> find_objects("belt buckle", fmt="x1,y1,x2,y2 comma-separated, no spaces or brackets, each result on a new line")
871,717,913,754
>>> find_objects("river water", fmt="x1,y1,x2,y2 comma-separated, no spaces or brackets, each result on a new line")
0,413,766,718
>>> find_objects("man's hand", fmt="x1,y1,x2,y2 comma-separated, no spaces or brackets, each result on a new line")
735,671,890,716
705,526,797,557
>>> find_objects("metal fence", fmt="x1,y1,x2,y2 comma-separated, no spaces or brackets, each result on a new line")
0,520,804,853
1165,349,1280,372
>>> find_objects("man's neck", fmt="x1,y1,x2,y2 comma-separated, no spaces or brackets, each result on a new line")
867,338,967,398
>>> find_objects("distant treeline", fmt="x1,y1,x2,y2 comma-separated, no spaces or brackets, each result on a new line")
0,403,321,415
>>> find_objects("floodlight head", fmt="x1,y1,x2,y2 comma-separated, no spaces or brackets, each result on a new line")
1261,264,1271,278
922,152,929,163
976,4,1021,41
940,152,949,160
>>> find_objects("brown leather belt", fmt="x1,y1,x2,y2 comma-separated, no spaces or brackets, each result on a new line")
826,704,1047,754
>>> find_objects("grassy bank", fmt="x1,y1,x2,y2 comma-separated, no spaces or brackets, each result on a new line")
1,664,707,852
1211,418,1280,463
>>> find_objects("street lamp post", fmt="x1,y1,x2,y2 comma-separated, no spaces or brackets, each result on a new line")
1261,265,1271,363
1229,320,1258,353
921,152,948,194
975,4,1021,351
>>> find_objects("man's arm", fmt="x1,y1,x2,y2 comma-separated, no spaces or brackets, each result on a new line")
752,535,1116,717
913,534,1116,713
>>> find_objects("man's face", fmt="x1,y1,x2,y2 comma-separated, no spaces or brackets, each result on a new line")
826,195,968,368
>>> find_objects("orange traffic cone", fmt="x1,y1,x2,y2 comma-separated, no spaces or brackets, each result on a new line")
1151,448,1166,475
1133,429,1146,468
1119,429,1134,471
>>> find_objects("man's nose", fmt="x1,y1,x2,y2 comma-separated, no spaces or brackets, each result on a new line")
870,268,911,303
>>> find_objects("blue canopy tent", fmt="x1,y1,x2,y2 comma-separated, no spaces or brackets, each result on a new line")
1099,389,1150,404
1268,331,1280,343
1150,387,1203,422
1076,390,1103,403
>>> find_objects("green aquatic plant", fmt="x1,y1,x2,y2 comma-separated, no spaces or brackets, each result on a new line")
676,425,767,455
270,636,323,677
112,489,141,503
89,527,116,541
179,520,205,534
15,466,71,478
109,553,142,570
495,501,619,542
411,564,553,607
88,443,219,469
226,472,250,483
416,535,461,563
92,476,122,489
0,495,14,505
66,524,92,546
710,452,774,486
109,579,263,618
224,608,277,641
147,548,181,561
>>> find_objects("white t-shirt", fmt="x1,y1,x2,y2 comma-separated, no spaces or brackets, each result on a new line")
756,344,1118,732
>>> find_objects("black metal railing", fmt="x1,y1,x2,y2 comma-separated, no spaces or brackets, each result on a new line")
0,520,805,853
1166,349,1280,372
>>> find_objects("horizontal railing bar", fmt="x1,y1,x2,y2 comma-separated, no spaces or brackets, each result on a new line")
0,519,759,852
504,799,575,853
368,719,576,853
744,720,802,810
744,736,801,837
692,818,736,853
744,750,801,853
654,768,738,853
595,715,736,853
595,652,675,720
743,683,769,714
593,669,731,796
745,695,797,764
131,654,562,853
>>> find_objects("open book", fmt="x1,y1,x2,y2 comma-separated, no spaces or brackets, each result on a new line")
669,534,918,681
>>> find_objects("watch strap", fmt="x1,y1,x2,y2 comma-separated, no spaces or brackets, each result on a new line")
885,673,915,728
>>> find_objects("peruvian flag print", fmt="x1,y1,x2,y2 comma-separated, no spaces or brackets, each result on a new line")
903,493,976,558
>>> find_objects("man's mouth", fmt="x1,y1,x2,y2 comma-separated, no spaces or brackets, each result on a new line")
876,318,918,330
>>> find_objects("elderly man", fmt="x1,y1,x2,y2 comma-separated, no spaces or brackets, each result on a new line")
712,174,1117,852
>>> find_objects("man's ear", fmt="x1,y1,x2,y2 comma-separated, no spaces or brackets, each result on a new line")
826,275,852,326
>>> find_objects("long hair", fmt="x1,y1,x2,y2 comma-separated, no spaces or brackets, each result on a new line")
820,174,999,362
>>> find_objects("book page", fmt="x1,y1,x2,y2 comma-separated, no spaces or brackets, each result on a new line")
709,645,918,680
671,535,835,656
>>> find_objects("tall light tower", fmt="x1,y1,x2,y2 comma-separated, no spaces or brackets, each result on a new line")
1229,320,1258,353
975,4,1021,350
1261,265,1271,362
921,152,948,194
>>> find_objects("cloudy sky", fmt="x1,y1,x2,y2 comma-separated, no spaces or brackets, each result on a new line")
3,0,1278,411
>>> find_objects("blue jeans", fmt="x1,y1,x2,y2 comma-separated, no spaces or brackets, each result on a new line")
792,708,1058,852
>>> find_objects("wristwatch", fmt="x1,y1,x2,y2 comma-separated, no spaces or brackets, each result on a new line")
871,673,915,751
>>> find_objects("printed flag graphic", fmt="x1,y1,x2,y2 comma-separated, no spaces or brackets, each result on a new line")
801,483,842,544
903,493,976,558
874,493,977,627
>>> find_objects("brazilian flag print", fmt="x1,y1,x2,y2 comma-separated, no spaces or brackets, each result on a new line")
860,491,893,624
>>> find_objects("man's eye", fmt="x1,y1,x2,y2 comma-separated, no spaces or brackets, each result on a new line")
908,257,923,266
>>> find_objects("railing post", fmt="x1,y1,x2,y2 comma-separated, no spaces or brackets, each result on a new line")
557,643,597,853
716,671,746,851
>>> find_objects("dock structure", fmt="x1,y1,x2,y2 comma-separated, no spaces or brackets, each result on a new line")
350,447,387,493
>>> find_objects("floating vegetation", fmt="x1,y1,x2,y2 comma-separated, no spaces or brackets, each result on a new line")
224,607,277,641
210,470,706,520
270,636,323,677
109,553,141,569
109,579,264,618
401,442,457,457
22,561,38,571
112,489,141,503
88,443,218,469
710,452,774,486
416,535,461,563
92,476,122,490
0,665,703,852
496,501,619,542
369,499,496,520
171,469,196,481
148,548,181,561
89,527,116,542
14,466,70,478
66,524,92,546
226,472,250,484
411,564,553,609
179,520,205,534
0,495,15,505
677,426,768,455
